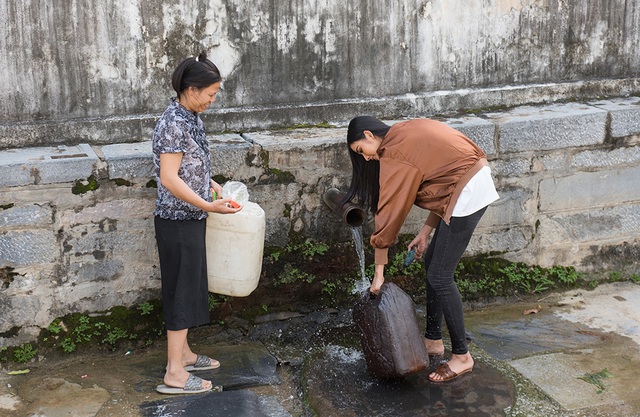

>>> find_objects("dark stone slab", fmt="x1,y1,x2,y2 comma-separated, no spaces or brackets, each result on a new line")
188,343,280,390
467,313,602,360
140,390,291,417
135,342,279,392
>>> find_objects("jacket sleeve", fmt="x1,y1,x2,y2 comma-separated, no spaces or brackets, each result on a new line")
371,157,422,265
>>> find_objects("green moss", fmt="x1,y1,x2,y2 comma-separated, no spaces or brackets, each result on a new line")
1,267,18,290
71,175,99,195
145,179,157,188
212,175,231,184
265,168,295,183
112,178,133,186
0,203,14,210
246,149,269,167
283,121,335,130
33,300,165,358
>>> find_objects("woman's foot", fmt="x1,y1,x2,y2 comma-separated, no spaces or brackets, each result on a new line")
183,353,220,371
157,373,213,394
163,368,212,391
428,352,474,382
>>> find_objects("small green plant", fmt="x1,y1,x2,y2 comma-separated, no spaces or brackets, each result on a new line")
139,302,154,316
61,337,77,353
102,327,134,348
275,263,314,286
272,239,329,263
321,279,337,296
274,263,314,286
72,315,95,343
208,294,228,311
579,369,612,394
13,343,37,363
608,271,625,282
47,323,63,334
300,240,329,257
549,265,580,286
630,274,640,283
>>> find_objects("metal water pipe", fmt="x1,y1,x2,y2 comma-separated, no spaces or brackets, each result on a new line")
322,188,366,227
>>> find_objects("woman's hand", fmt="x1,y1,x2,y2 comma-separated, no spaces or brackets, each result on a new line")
210,180,223,199
408,224,434,259
207,198,242,214
370,264,385,295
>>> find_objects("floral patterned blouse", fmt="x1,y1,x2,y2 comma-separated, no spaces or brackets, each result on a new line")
153,98,212,220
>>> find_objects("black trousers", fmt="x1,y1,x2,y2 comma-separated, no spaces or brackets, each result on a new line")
154,216,210,331
423,206,487,355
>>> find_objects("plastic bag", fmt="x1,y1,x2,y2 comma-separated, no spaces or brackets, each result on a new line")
353,282,429,378
222,181,249,205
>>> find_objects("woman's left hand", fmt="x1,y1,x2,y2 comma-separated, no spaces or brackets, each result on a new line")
211,180,223,199
409,224,434,259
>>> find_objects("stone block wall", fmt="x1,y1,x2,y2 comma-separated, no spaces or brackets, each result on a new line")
1,98,639,345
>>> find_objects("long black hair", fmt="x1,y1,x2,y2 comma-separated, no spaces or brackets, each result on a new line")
340,116,391,214
171,51,221,97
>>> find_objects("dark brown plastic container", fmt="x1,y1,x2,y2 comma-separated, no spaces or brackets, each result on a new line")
353,282,429,378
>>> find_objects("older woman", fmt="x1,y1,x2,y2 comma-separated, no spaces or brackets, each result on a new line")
153,52,241,395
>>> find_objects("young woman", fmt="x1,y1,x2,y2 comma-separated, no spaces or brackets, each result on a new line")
342,116,499,383
153,52,241,394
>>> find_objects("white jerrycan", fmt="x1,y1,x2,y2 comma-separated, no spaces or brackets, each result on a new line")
205,201,265,296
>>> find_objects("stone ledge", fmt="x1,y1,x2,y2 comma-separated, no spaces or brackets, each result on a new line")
2,78,640,150
0,100,639,189
486,102,608,153
590,96,640,138
0,144,97,187
539,165,640,212
101,134,252,181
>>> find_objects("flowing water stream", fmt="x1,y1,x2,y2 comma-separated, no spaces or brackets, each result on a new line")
350,225,371,294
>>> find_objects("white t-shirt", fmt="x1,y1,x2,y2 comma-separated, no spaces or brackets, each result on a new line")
452,166,500,217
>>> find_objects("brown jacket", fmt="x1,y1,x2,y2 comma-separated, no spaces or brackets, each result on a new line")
372,119,488,265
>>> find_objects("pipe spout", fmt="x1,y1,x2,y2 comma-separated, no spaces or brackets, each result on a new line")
322,188,366,227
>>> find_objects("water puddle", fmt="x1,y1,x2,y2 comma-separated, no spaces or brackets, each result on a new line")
305,343,514,416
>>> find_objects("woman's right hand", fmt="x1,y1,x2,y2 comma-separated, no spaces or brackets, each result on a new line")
208,198,242,214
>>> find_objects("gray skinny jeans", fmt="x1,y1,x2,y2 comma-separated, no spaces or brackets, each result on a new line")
423,206,487,355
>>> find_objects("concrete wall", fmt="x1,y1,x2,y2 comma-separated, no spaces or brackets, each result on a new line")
1,0,640,148
1,98,639,346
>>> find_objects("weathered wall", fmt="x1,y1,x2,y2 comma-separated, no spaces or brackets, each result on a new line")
1,0,640,346
1,0,640,148
1,98,639,346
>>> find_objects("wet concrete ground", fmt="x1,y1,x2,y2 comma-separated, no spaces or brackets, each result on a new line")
1,281,639,417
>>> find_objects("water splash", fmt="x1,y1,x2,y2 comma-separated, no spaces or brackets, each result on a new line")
350,226,370,294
